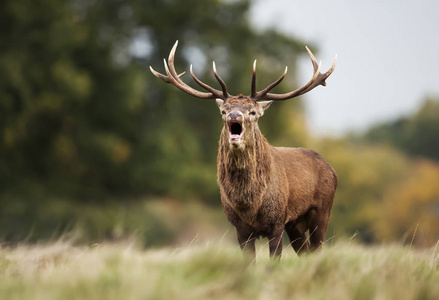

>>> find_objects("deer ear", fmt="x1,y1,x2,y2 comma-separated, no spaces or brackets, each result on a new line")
258,100,273,115
216,98,224,109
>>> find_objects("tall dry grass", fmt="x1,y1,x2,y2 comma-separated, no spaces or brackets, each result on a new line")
1,239,438,300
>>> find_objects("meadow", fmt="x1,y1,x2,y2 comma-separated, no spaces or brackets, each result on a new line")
1,239,438,300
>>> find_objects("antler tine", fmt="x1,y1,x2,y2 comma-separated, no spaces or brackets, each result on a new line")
162,57,213,99
150,41,224,99
299,53,337,94
213,62,229,98
168,41,230,99
167,41,187,82
258,47,337,101
167,41,219,99
189,63,229,99
253,66,288,100
303,46,336,89
250,60,257,98
149,66,185,84
322,54,337,86
190,65,212,91
305,46,319,73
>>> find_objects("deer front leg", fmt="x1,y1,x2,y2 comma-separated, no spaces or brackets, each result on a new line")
237,231,256,261
268,230,284,259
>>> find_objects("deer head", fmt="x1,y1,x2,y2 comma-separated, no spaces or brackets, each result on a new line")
150,41,337,150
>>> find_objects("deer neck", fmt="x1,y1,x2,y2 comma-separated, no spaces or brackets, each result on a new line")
217,126,272,222
219,127,270,170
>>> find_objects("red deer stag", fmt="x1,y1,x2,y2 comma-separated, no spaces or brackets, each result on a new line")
150,41,337,259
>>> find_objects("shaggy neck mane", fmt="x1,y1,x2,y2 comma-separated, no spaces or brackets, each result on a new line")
217,126,272,221
219,129,270,171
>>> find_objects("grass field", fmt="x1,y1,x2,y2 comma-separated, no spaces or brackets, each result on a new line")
1,239,439,300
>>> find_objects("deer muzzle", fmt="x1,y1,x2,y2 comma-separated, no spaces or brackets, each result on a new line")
227,111,244,145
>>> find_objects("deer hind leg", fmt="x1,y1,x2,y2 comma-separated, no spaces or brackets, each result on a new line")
285,224,310,255
308,210,330,252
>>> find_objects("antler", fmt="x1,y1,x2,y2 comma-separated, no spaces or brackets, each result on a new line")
149,41,230,100
252,47,337,101
151,41,336,102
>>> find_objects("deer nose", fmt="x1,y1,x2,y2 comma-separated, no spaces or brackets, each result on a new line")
228,111,243,121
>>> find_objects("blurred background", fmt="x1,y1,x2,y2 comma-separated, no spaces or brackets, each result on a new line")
1,0,438,248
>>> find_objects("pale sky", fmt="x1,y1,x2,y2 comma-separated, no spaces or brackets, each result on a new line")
250,0,439,135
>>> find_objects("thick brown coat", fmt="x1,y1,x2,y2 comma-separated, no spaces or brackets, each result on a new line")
149,41,338,259
217,96,337,258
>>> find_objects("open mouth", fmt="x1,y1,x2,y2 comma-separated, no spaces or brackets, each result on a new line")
229,121,244,142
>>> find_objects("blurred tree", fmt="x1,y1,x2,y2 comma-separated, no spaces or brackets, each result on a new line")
365,97,439,161
315,138,410,243
0,0,145,198
315,97,439,244
375,160,439,247
0,0,308,204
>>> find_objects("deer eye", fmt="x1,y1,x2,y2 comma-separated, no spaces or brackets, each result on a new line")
249,111,256,116
221,110,226,115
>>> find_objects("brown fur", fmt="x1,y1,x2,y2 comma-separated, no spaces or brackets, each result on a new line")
149,41,337,259
217,95,337,259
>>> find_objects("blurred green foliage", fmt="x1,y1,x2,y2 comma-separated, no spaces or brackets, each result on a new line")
0,0,306,201
365,99,439,160
315,139,410,243
332,98,439,246
375,160,439,247
1,0,438,247
0,0,308,243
